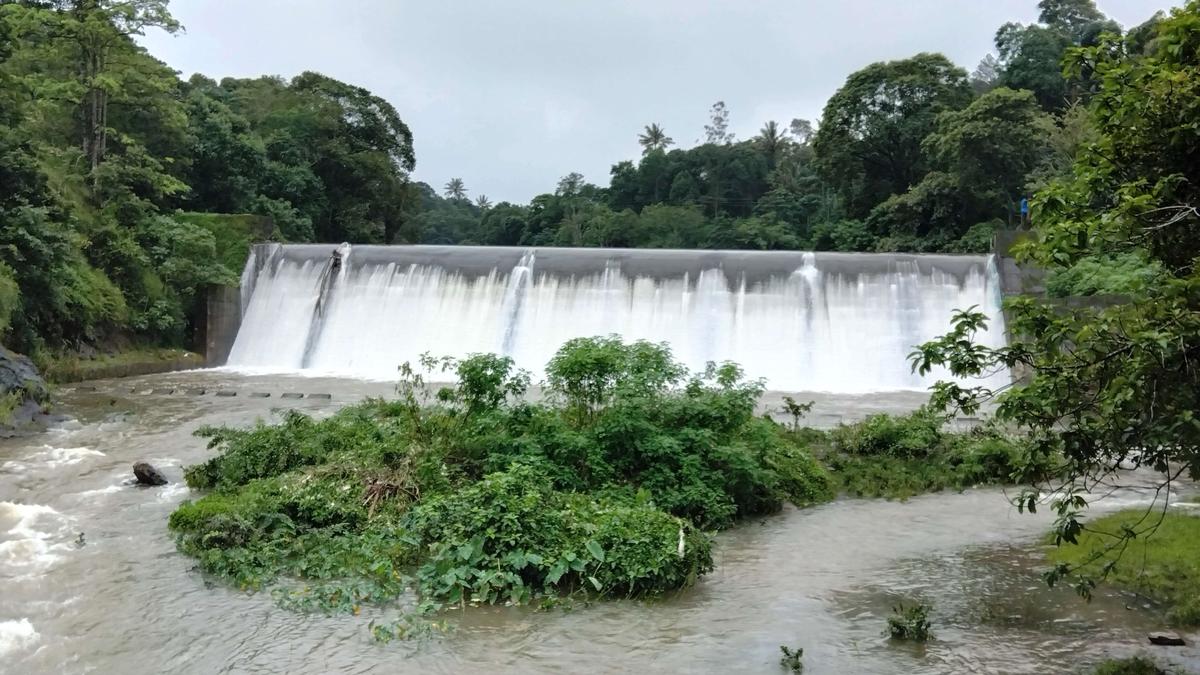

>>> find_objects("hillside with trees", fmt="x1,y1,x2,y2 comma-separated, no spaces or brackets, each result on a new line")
0,0,1172,360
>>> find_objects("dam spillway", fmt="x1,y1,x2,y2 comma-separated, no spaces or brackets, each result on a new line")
226,244,1008,393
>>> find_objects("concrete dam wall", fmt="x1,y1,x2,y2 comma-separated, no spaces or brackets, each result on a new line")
213,243,1008,393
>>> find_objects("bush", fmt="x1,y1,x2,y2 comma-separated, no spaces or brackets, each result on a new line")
886,603,932,642
818,409,1048,499
171,338,826,618
779,645,804,673
1045,251,1162,298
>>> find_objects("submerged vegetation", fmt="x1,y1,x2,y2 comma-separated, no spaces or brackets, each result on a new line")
886,603,933,642
170,338,834,616
1092,657,1169,675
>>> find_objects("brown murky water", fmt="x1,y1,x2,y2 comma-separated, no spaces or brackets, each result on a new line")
1,370,1197,674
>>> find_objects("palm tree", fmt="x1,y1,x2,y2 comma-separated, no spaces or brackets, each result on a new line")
755,120,789,167
444,178,467,200
637,123,674,155
475,194,492,210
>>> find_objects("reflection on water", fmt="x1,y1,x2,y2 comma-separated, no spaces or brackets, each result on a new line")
0,370,1196,674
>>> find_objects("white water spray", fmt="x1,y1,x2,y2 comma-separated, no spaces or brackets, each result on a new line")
227,245,1008,392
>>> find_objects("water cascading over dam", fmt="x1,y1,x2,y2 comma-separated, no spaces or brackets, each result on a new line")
227,244,1008,393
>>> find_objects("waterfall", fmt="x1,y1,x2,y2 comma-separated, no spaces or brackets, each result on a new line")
226,245,1009,393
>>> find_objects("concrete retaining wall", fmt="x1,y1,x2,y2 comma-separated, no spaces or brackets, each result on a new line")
205,286,242,367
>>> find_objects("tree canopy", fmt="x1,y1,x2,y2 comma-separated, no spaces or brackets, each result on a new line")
912,0,1200,597
0,0,1181,361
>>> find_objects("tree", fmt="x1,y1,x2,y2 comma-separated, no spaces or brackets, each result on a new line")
474,194,491,210
637,123,673,154
1037,0,1106,40
924,88,1052,212
813,53,972,218
788,118,814,146
996,23,1074,110
444,177,466,200
755,120,788,168
555,172,584,197
25,1,182,176
912,2,1200,598
970,54,1001,93
703,101,734,145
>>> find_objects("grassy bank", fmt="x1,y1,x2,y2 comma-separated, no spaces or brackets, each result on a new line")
42,347,204,383
170,339,834,627
1048,510,1200,626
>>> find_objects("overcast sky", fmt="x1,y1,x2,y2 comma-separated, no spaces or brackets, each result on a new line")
140,0,1176,204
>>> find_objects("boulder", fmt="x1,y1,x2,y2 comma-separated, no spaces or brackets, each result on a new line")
0,346,49,432
133,462,168,486
1148,631,1186,646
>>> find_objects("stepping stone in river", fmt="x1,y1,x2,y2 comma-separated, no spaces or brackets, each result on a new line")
307,393,332,400
75,385,97,392
1149,632,1186,646
249,392,271,398
186,389,206,396
279,393,304,399
151,389,175,395
215,390,237,397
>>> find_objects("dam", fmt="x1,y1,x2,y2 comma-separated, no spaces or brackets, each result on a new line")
224,244,1008,392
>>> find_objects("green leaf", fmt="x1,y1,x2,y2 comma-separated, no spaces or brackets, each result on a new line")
588,576,602,591
585,540,605,562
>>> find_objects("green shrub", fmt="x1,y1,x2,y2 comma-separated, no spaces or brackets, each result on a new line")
1045,251,1162,298
886,602,932,642
171,338,824,619
779,645,804,673
819,409,1047,499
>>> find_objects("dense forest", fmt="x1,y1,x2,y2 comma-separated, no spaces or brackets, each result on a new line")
0,0,1170,358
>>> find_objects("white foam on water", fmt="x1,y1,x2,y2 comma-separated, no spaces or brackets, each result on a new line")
73,484,123,498
228,247,1010,393
156,482,189,501
3,446,105,473
0,502,73,576
0,618,38,657
35,446,105,468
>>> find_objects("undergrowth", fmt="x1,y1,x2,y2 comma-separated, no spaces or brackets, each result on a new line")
808,407,1052,499
171,337,834,627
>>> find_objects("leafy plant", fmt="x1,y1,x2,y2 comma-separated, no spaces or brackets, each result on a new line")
170,338,827,625
778,644,804,672
886,602,932,642
780,396,813,432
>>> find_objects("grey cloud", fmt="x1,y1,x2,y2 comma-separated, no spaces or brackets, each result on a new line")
142,0,1175,203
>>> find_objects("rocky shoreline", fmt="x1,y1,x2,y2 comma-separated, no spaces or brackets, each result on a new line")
0,346,51,436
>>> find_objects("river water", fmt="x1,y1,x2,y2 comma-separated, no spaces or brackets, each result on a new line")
2,371,1197,674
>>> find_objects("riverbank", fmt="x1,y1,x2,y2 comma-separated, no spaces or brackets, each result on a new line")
41,348,204,384
1049,509,1200,628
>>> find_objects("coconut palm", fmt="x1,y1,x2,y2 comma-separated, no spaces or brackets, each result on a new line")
756,120,790,167
475,194,492,210
444,178,467,200
637,123,674,154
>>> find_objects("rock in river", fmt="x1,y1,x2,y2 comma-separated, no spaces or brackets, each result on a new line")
133,462,168,486
0,345,49,435
1148,631,1186,646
